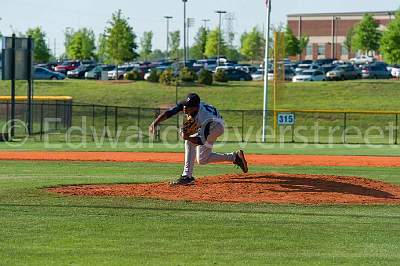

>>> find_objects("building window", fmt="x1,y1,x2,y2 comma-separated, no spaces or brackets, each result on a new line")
341,45,348,56
318,44,325,56
306,45,312,56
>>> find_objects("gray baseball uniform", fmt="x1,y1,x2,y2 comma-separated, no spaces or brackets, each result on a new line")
165,102,235,178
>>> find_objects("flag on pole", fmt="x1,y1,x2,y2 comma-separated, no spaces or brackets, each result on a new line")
266,0,271,9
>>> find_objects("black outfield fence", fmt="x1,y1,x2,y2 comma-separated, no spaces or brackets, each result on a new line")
0,101,399,145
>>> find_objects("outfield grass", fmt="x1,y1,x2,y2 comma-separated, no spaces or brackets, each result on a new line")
0,161,400,265
1,79,400,111
2,79,400,144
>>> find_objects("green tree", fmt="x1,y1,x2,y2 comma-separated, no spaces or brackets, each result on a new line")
67,28,96,60
97,34,110,63
26,27,51,63
190,27,208,59
352,14,382,55
64,27,74,55
169,30,181,59
344,27,354,53
225,47,241,61
205,28,226,58
298,35,309,55
104,9,138,64
140,31,153,60
240,27,263,62
284,27,300,56
148,49,167,61
380,11,400,64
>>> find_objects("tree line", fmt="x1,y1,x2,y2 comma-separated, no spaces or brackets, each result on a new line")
6,9,400,64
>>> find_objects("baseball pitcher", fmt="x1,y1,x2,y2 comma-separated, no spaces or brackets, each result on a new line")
149,93,248,185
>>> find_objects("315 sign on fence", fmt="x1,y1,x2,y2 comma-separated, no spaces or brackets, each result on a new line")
277,113,295,125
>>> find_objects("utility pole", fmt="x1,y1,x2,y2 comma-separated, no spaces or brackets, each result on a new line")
164,16,173,58
215,10,227,66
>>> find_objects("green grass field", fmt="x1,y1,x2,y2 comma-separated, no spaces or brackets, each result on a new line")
2,79,400,144
1,160,400,265
1,80,400,264
1,79,400,111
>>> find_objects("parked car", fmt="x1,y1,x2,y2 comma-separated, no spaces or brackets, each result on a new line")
267,68,295,81
292,70,326,82
54,60,81,74
193,59,218,69
67,64,96,79
36,62,58,71
215,66,234,72
298,60,314,65
235,65,258,74
326,64,361,80
295,64,312,74
361,64,392,79
251,69,265,81
205,64,218,72
108,65,138,80
320,64,337,74
33,67,65,80
223,69,252,81
314,58,337,66
350,55,375,65
295,64,320,74
85,65,115,80
391,65,400,78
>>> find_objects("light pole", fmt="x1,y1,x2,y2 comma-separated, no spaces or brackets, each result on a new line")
215,10,227,66
187,18,195,60
164,16,173,59
183,0,188,67
202,19,210,29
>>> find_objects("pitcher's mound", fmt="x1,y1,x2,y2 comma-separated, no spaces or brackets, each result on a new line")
49,173,400,204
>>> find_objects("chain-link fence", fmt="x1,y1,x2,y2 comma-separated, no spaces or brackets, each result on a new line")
1,101,399,145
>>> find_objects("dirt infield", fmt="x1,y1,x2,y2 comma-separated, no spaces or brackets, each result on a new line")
3,151,399,204
1,151,400,167
49,173,400,204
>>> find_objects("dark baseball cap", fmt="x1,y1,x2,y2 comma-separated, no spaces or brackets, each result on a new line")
182,93,200,107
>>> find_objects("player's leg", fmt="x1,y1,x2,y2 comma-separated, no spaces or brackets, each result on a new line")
183,139,196,177
171,140,196,185
197,122,248,172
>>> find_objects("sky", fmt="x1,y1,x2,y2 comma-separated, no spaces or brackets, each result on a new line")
1,0,398,57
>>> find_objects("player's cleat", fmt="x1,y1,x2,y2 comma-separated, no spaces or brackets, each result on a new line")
234,150,248,173
170,175,195,186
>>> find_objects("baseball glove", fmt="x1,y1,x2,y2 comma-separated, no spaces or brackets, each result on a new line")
182,116,199,136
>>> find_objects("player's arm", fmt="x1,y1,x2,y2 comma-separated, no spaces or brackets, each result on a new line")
149,104,183,135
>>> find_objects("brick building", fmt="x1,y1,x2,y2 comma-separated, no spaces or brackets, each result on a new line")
287,11,396,60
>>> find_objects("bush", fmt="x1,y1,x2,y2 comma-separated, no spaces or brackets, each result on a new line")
147,70,160,83
125,70,143,81
197,69,213,85
214,69,228,82
179,67,197,82
159,68,176,86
